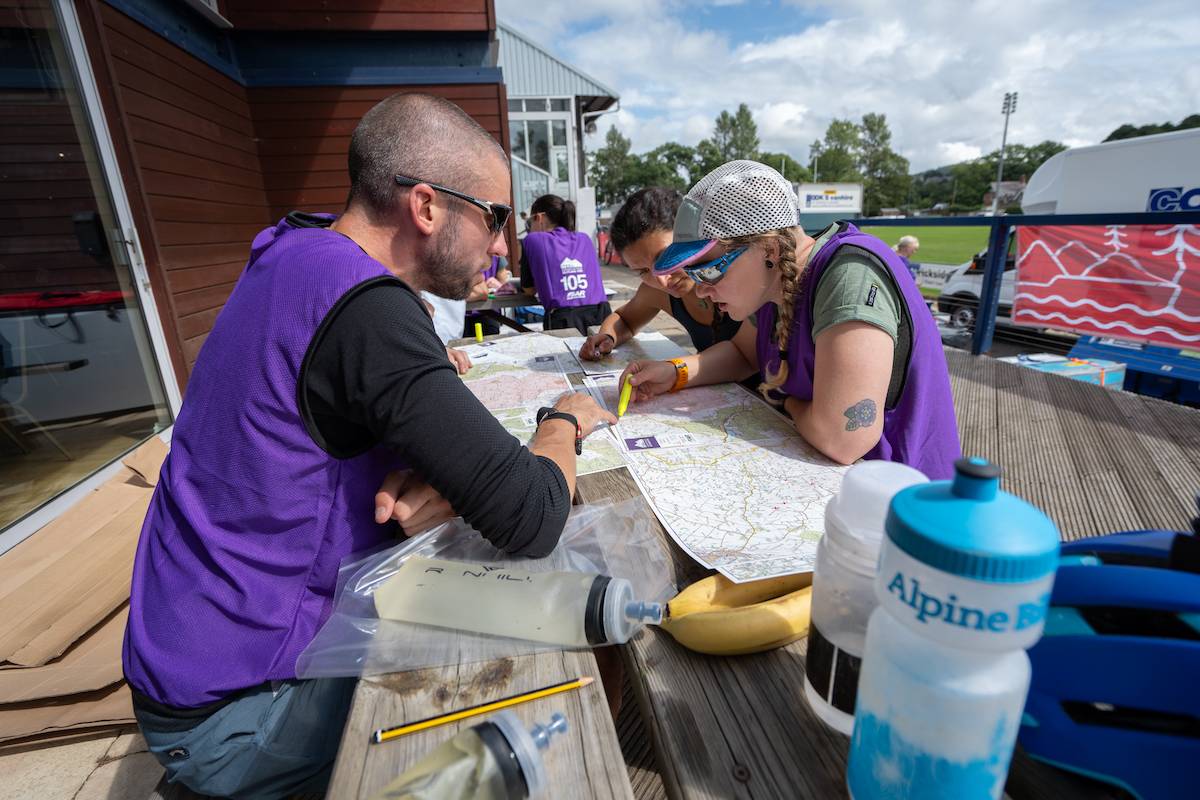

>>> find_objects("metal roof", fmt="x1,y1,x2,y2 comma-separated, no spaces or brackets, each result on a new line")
497,22,618,112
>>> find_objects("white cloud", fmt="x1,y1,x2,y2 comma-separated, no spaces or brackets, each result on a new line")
496,0,1200,171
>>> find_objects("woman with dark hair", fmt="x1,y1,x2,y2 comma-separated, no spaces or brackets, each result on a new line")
519,194,611,334
618,162,960,479
577,186,743,362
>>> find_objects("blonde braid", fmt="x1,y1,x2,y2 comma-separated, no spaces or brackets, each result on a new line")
718,227,801,399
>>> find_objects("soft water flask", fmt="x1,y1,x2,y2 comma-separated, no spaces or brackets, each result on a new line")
804,461,929,735
375,556,663,646
370,710,568,799
846,458,1060,800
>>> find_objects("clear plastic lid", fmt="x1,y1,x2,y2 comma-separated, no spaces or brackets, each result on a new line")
824,461,929,569
602,578,663,644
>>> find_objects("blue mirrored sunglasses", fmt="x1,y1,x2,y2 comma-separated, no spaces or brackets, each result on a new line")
394,175,512,237
682,247,747,285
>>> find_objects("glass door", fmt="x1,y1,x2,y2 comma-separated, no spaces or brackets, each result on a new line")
508,97,576,215
0,0,174,531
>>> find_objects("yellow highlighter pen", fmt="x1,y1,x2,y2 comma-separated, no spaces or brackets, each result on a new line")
617,374,633,418
474,322,483,342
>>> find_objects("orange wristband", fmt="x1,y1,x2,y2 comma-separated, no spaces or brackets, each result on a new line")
667,358,689,393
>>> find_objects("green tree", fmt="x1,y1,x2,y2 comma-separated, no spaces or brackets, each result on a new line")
755,151,811,182
626,145,693,194
1103,114,1200,142
858,113,910,216
808,118,861,182
648,142,698,188
698,103,760,173
693,139,725,184
589,127,632,206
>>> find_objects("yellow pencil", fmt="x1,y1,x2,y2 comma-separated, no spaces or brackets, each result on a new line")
372,676,594,743
617,375,633,418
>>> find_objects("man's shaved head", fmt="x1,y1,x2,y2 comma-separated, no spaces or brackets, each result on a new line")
347,92,508,221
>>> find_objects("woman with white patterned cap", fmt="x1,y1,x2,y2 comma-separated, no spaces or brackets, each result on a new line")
617,161,960,479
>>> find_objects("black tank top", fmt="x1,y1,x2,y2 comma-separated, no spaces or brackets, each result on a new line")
670,294,742,351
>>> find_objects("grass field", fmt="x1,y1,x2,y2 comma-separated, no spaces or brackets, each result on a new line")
856,225,991,265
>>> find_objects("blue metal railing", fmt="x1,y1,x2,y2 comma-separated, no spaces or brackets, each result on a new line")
857,211,1200,355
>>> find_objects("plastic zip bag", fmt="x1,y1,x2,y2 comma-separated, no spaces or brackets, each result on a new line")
296,497,671,678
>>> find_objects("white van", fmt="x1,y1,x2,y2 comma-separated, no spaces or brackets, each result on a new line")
936,241,1016,328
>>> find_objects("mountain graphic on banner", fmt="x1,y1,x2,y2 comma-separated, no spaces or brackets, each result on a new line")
1012,224,1200,346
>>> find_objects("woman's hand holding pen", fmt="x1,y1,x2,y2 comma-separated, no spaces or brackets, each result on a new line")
578,333,616,361
617,360,677,402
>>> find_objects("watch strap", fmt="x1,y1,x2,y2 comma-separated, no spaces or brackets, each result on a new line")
667,358,689,393
536,407,583,455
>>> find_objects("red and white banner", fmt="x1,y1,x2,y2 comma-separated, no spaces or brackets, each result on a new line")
1012,224,1200,348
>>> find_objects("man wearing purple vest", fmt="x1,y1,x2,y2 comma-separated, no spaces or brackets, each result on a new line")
618,161,960,480
122,92,614,800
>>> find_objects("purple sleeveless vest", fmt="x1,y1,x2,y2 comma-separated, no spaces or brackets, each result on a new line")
522,228,606,309
124,217,406,708
756,223,960,480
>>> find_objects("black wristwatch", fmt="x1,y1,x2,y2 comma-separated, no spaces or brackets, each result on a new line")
536,406,582,455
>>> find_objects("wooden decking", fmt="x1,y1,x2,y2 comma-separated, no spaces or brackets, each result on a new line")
946,347,1200,540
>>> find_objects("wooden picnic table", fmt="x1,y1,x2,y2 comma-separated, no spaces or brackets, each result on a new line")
572,346,1199,800
465,290,541,333
328,329,635,800
330,331,1199,799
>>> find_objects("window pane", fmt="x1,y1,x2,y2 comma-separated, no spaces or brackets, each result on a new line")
0,1,172,531
528,121,550,173
551,120,567,147
507,99,522,113
556,152,569,183
550,99,570,112
509,121,527,161
524,99,547,112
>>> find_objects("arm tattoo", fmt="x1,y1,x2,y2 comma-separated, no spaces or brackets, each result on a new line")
844,399,877,431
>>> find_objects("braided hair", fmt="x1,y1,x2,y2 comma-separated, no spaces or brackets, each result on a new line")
717,227,800,400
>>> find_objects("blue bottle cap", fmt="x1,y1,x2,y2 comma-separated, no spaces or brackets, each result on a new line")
885,457,1060,583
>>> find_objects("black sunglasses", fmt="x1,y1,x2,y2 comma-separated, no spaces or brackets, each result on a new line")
394,175,512,237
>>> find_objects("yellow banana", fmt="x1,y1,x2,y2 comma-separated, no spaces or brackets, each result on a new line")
659,576,814,656
664,572,813,618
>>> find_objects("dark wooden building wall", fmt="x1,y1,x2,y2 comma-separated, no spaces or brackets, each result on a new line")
222,0,495,32
98,3,271,370
76,2,508,384
249,84,508,221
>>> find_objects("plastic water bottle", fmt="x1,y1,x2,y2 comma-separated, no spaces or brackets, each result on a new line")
375,556,663,646
804,461,929,735
846,457,1060,800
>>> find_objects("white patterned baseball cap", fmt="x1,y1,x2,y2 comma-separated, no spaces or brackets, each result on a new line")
654,160,801,274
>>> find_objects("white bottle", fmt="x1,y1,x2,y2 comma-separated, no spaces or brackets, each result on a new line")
804,461,929,735
374,556,662,646
846,458,1060,800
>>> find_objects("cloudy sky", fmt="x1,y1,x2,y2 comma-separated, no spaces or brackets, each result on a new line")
495,0,1200,173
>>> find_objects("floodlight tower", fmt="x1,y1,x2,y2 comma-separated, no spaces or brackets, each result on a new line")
991,92,1017,215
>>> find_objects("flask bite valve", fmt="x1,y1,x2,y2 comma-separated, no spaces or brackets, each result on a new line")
624,600,664,625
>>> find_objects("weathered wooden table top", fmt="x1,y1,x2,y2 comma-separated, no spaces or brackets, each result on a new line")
330,327,634,799
573,347,1199,800
331,336,1199,799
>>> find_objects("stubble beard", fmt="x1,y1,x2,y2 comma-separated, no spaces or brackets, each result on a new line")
421,209,485,301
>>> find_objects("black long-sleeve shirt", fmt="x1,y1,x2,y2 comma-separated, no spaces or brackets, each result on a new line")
301,278,569,557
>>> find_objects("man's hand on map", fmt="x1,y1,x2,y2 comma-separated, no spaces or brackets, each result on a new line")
578,333,617,361
552,392,618,435
619,360,678,402
445,346,472,374
374,470,457,536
